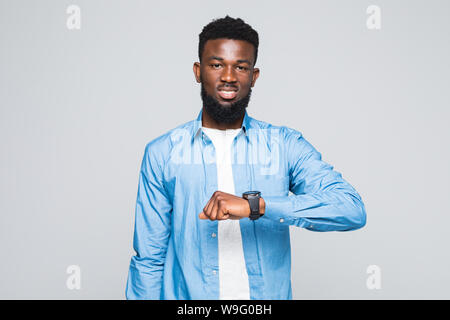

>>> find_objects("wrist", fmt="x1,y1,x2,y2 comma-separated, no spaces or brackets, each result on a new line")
243,191,264,220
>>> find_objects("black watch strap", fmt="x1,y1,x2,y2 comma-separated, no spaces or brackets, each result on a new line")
248,196,260,220
243,191,262,221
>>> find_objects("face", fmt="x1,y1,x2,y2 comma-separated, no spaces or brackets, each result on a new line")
193,38,260,124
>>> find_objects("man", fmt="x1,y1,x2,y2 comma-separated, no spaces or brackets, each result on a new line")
125,15,366,300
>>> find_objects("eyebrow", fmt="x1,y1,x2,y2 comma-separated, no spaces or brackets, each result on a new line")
208,56,252,65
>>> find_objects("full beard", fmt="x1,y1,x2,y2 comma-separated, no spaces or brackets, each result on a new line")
200,84,252,125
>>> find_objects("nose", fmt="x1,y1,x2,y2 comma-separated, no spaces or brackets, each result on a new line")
220,65,237,83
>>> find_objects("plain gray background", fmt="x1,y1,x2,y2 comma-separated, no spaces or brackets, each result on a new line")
1,0,449,299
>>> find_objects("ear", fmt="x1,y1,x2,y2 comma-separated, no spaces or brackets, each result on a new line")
251,67,260,87
193,62,201,83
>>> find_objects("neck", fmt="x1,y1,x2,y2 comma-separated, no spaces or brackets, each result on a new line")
201,107,244,130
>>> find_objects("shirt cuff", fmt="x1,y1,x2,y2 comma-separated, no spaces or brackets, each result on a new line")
262,195,306,227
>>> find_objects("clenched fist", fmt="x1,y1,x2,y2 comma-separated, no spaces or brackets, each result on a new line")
199,191,265,221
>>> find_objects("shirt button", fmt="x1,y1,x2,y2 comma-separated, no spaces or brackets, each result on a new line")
211,232,217,238
212,270,217,275
309,224,314,228
279,218,285,223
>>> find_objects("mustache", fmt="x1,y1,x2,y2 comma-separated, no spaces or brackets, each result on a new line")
217,84,238,91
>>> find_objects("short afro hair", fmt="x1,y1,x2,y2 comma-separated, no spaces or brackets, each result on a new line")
198,15,259,66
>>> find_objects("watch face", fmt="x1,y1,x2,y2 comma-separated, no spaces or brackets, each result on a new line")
243,191,261,198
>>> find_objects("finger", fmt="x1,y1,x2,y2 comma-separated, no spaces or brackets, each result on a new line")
216,200,229,220
201,197,214,219
199,212,208,219
219,213,230,220
209,198,219,220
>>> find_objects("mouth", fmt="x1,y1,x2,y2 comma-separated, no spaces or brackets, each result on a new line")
217,87,238,100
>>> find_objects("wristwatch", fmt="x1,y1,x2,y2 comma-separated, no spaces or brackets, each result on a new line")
242,191,262,220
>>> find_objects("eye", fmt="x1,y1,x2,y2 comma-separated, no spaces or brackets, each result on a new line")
211,63,222,69
237,66,248,71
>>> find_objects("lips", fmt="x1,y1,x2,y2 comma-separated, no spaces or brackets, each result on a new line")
217,87,238,100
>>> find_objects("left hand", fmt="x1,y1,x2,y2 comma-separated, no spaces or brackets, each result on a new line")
199,191,265,221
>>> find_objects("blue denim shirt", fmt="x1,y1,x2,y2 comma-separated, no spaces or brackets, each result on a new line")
125,108,366,300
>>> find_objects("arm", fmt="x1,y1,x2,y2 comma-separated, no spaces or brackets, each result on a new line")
125,142,172,299
262,129,366,232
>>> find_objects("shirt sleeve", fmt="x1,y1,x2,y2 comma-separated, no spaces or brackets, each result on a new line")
262,128,367,232
125,142,172,299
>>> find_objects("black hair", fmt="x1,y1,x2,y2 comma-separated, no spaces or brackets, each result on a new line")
198,15,259,66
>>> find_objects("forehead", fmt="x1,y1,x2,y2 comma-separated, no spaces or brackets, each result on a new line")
202,38,255,63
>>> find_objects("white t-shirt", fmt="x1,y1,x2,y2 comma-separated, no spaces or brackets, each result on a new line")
202,126,250,300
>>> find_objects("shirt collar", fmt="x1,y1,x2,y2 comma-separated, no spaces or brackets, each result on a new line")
191,108,252,143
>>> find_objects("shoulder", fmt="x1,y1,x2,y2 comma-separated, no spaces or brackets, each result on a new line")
247,116,304,141
248,116,318,161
